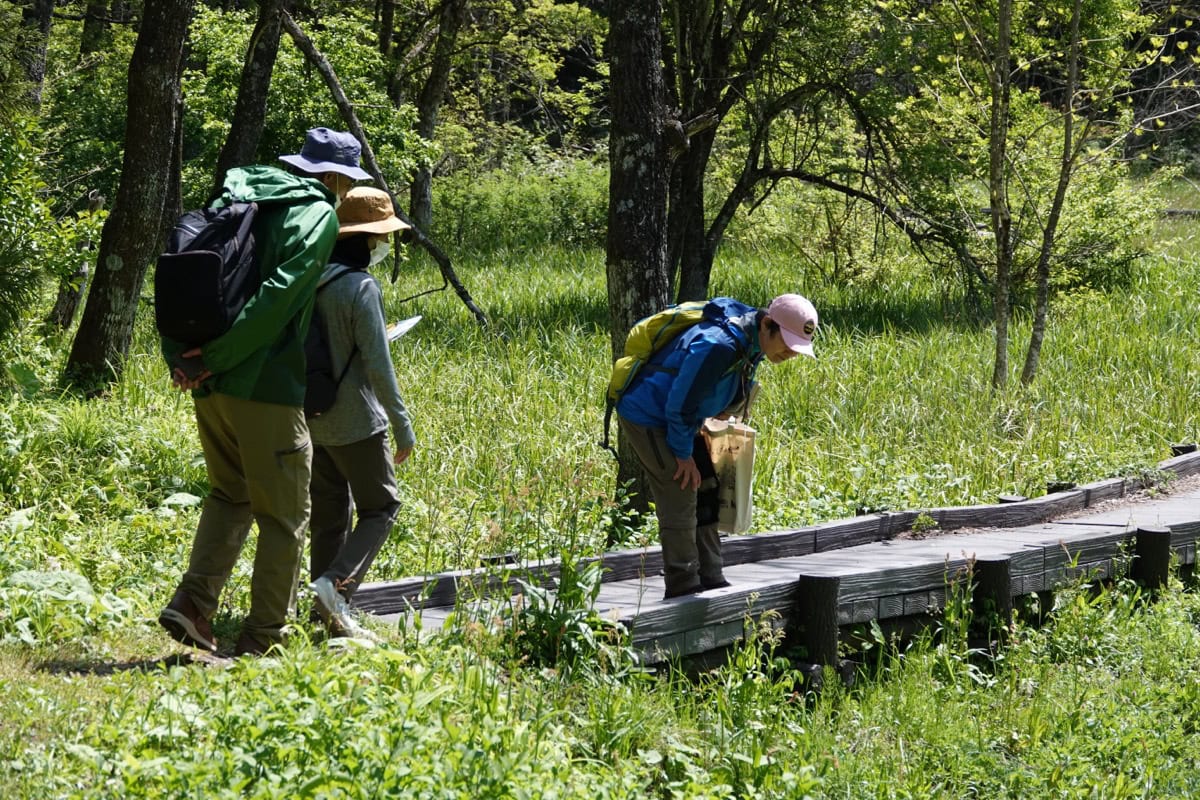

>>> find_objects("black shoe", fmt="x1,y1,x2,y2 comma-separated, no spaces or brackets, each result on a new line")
663,583,703,600
701,578,731,590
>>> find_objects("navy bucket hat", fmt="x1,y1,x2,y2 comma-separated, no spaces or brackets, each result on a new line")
278,127,371,181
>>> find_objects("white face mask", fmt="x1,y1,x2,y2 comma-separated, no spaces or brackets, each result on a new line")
368,239,391,266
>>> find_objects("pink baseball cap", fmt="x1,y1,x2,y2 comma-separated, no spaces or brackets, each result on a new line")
767,294,818,357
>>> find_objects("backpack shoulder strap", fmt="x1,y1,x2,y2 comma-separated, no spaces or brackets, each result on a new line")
313,266,367,382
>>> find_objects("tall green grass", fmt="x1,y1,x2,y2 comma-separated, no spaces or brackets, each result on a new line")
3,227,1198,592
0,211,1197,798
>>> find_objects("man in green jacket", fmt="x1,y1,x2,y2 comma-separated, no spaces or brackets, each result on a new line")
158,128,369,657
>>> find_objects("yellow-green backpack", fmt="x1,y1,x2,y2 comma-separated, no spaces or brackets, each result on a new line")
601,301,708,456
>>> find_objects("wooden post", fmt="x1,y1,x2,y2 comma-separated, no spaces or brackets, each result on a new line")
1132,525,1172,593
973,557,1013,635
795,575,840,667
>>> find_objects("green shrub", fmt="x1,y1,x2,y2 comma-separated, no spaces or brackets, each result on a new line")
0,117,105,350
433,156,608,251
181,6,428,208
0,569,133,646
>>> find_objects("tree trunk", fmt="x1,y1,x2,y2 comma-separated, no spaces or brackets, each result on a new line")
79,0,111,56
1021,0,1082,386
409,0,468,233
164,85,186,242
63,0,196,390
670,128,717,301
663,0,782,302
18,0,54,108
211,0,287,198
988,0,1013,390
379,0,394,57
607,0,670,517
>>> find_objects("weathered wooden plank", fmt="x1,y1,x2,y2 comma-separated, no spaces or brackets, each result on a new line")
814,517,888,551
903,589,943,616
782,555,878,577
641,631,686,662
840,598,877,625
1159,450,1200,479
835,558,973,602
1168,521,1200,550
931,491,1088,530
1039,530,1134,587
1076,477,1130,506
678,618,756,656
620,581,798,641
1014,570,1046,594
876,594,906,620
723,527,818,562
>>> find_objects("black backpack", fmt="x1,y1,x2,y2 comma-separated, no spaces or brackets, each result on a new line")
304,268,362,418
154,202,261,346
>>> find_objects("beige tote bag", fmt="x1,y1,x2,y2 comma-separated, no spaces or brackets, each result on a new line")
704,418,756,534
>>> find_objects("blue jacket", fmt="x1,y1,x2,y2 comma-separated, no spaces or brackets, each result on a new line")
616,298,763,458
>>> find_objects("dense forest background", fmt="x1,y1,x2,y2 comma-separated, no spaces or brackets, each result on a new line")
3,0,1200,390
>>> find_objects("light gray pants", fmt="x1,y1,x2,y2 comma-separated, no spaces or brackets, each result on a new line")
309,432,400,600
617,417,724,595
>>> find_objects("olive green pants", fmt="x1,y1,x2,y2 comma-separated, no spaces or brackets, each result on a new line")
309,432,400,600
177,393,312,645
617,417,724,595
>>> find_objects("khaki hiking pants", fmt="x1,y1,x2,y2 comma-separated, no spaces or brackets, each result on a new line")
617,417,724,595
178,393,312,646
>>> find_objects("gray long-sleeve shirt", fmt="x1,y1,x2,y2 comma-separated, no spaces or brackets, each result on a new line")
306,262,415,450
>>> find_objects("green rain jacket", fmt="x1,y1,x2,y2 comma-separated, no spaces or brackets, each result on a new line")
161,165,339,406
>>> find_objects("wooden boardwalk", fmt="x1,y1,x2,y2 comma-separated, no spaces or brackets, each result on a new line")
357,450,1200,665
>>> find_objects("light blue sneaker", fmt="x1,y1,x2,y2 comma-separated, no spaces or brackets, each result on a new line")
309,576,376,641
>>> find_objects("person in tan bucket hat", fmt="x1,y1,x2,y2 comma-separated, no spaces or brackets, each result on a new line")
305,187,416,638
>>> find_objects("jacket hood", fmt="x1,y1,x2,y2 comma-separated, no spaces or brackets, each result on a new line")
223,165,335,206
704,297,760,355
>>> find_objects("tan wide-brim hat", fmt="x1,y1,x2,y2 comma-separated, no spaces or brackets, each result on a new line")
336,187,412,238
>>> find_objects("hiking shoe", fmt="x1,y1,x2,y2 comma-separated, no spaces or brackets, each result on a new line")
158,589,217,653
233,631,272,658
310,576,375,640
701,578,732,590
663,582,704,600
